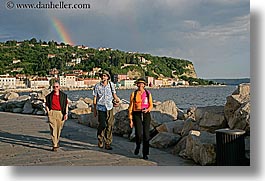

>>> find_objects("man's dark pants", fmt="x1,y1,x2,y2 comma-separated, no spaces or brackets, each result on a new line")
97,109,114,146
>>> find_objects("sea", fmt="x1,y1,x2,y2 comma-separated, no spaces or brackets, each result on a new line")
64,85,238,110
17,78,247,110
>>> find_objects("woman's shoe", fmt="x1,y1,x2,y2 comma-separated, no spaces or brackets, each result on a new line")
143,155,148,160
134,148,139,155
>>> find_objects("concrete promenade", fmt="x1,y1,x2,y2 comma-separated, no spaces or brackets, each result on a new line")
0,112,196,166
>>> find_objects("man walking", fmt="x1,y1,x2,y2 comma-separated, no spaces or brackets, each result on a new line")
45,82,69,152
93,70,119,150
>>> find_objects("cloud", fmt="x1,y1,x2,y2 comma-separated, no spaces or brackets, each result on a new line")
182,14,250,40
0,0,249,78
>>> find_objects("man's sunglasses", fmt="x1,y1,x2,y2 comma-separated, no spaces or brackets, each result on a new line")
53,86,59,88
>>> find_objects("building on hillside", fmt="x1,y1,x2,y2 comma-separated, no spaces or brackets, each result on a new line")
120,79,135,87
71,58,81,64
29,77,49,89
113,74,128,83
47,54,56,58
146,76,154,87
59,74,76,88
154,79,163,87
73,70,83,76
84,78,101,87
12,59,21,64
88,67,102,77
75,78,85,88
177,80,187,85
0,75,16,89
164,78,173,86
82,71,89,76
49,68,59,78
15,78,27,88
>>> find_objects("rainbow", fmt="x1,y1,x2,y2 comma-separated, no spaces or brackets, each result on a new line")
51,17,74,45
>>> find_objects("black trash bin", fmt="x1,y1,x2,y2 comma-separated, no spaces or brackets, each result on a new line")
216,128,246,166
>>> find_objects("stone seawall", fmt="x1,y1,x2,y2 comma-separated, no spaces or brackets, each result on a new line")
0,83,250,165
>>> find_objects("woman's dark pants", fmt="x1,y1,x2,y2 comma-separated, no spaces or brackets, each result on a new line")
132,111,151,156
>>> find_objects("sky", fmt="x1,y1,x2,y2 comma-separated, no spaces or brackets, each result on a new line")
0,0,250,79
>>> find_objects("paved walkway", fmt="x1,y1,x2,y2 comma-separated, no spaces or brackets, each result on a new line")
0,112,196,166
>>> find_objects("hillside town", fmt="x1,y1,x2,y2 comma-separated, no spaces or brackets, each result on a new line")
0,39,210,91
0,67,190,91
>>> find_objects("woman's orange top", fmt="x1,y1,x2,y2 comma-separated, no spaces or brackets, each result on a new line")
128,90,153,120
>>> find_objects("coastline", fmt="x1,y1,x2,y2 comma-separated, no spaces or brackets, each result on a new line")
0,84,227,94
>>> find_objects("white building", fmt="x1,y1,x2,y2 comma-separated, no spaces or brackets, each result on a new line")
29,77,49,89
120,79,135,87
71,58,81,64
59,74,76,88
76,78,85,88
12,59,21,64
0,75,16,89
15,78,27,88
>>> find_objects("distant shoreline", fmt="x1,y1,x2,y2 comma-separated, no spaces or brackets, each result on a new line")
0,84,231,94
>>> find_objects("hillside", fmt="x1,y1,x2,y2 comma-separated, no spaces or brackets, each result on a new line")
0,38,197,80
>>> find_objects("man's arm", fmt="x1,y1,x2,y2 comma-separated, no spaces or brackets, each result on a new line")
113,93,120,102
93,96,97,117
111,83,120,102
63,103,69,121
45,106,50,114
45,97,50,115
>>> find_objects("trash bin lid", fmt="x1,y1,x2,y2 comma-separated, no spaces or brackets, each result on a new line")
215,128,245,135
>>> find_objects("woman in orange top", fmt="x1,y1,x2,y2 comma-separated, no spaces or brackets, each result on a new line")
128,78,153,160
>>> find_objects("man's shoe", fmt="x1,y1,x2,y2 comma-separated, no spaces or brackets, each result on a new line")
98,142,104,148
52,147,59,152
143,155,148,160
105,144,113,150
98,139,104,148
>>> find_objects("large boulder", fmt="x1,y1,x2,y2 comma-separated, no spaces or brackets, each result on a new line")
4,92,19,100
22,100,34,114
69,100,88,110
229,102,250,132
195,106,226,133
79,97,93,105
151,100,178,127
12,107,23,113
232,83,250,97
153,100,178,119
181,118,200,136
0,94,4,100
113,103,129,115
37,89,51,101
156,120,184,134
150,132,181,149
0,101,7,111
76,113,98,128
180,130,216,166
113,110,131,137
224,83,250,131
4,95,31,111
172,136,188,155
70,108,92,119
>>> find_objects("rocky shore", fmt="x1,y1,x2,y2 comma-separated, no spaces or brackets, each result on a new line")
0,83,250,165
